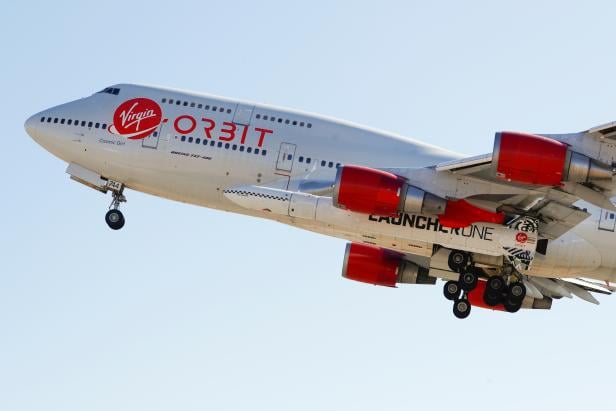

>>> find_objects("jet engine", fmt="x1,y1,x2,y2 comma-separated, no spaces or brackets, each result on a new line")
341,243,435,287
332,165,447,216
493,131,613,186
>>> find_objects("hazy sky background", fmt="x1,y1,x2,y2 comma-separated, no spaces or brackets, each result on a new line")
3,1,616,410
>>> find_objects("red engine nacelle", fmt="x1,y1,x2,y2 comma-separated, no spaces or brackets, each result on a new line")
341,243,434,287
333,165,406,216
333,165,447,217
493,131,613,185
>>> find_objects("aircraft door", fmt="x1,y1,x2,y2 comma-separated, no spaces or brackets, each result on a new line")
276,142,297,172
142,123,163,149
598,209,616,232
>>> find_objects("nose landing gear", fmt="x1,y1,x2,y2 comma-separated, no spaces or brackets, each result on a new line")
105,183,126,230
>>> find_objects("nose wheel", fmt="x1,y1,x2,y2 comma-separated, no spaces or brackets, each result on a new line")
105,183,126,230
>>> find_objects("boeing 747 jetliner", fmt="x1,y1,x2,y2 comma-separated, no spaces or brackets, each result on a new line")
24,84,616,318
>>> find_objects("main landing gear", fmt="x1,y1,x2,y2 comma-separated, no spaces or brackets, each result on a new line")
443,250,527,318
483,274,526,313
105,183,126,230
443,250,479,319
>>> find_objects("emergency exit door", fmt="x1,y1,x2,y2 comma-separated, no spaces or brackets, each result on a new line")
598,209,616,232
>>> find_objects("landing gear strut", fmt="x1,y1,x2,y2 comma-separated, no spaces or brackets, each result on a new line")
105,183,126,230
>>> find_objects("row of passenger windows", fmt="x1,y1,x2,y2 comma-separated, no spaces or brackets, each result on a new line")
40,117,107,129
160,96,312,129
295,155,340,168
161,97,233,114
254,113,312,128
178,135,268,156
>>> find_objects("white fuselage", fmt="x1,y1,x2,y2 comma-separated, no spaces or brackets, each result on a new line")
24,84,616,282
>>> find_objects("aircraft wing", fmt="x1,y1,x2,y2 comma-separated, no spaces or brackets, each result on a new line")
387,126,616,240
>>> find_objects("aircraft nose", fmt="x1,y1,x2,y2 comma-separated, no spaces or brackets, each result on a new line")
24,114,39,140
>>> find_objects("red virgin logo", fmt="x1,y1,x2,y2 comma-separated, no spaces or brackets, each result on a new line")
516,232,528,243
109,98,162,140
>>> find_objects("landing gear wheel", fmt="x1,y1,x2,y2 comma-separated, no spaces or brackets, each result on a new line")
105,209,125,230
453,298,471,319
507,282,526,304
483,292,502,307
459,268,479,292
486,276,506,295
503,297,522,313
448,251,469,273
443,281,461,301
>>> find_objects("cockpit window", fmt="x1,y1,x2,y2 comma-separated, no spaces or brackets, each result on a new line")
97,87,120,95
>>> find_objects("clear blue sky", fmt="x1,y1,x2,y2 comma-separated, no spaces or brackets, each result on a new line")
3,1,616,410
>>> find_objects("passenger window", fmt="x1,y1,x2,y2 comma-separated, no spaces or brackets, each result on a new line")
247,147,252,153
188,137,193,143
196,138,201,144
287,154,292,160
54,118,58,123
292,121,297,126
169,99,174,104
81,121,86,126
328,161,333,168
67,119,72,125
226,109,232,114
181,136,186,142
240,146,245,152
306,158,311,164
183,102,188,106
321,160,326,167
300,122,305,127
256,114,261,119
40,117,45,122
210,140,215,146
219,107,224,112
102,124,107,130
198,104,203,109
262,150,267,156
217,141,222,147
95,123,100,128
307,123,312,128
190,102,195,107
88,121,93,128
162,98,167,103
47,118,52,123
285,119,290,124
254,148,260,155
176,101,181,105
299,156,304,162
232,144,237,150
225,143,230,149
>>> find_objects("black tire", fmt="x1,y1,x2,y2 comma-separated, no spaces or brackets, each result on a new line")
459,268,479,292
503,297,522,313
105,209,125,230
483,291,502,307
448,251,469,273
486,276,506,295
508,282,526,304
443,280,461,301
453,298,471,319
